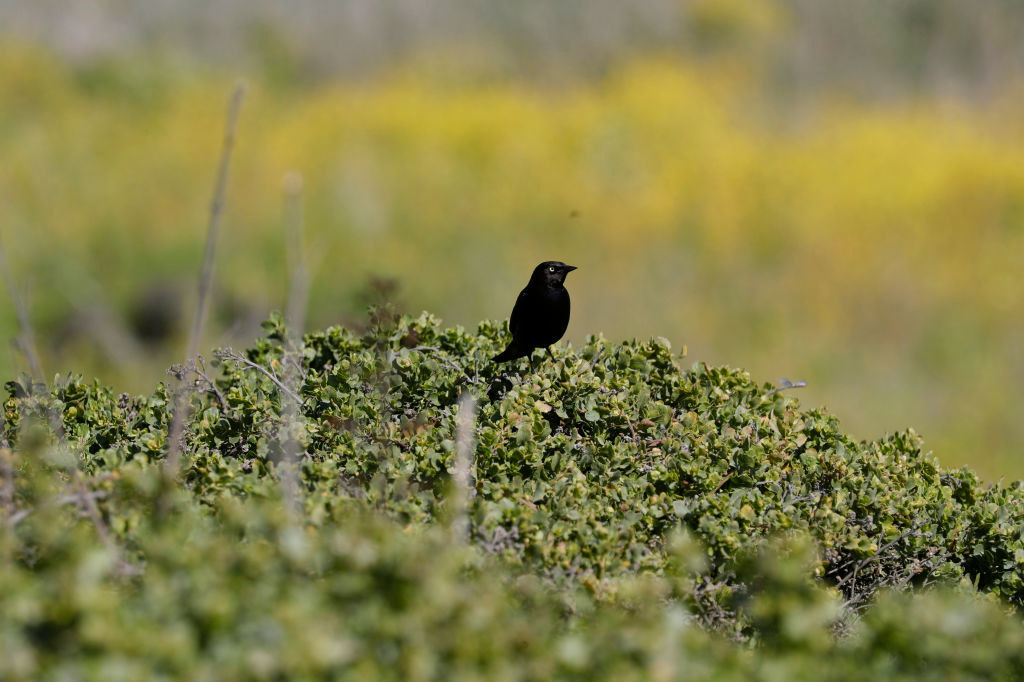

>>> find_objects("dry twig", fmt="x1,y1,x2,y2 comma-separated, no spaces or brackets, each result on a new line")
451,392,477,543
275,170,311,515
0,241,43,381
164,81,246,486
216,348,303,405
766,378,808,396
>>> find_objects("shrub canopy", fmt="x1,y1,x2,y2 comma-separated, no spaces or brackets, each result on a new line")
2,312,1024,679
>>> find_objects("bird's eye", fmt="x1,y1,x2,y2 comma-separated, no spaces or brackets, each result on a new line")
548,266,556,272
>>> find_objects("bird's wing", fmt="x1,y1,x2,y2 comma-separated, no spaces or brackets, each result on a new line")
508,288,529,335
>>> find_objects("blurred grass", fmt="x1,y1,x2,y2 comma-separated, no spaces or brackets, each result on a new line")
1,42,1024,479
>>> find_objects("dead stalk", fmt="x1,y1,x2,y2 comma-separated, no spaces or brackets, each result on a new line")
0,444,13,517
164,81,246,488
451,392,477,543
766,378,808,396
276,171,310,515
0,242,121,560
0,241,43,381
216,348,302,405
187,80,247,362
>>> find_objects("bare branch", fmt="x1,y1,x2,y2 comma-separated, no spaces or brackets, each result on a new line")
216,348,303,405
275,170,311,516
187,80,247,361
766,378,808,396
0,261,129,566
0,445,14,517
169,355,230,412
165,81,246,486
0,241,44,381
194,355,229,410
283,170,309,343
450,392,477,544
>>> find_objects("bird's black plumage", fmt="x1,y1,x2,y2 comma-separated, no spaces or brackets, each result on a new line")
493,261,577,364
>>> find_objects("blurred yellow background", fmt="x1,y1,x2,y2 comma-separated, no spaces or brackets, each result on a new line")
1,0,1023,478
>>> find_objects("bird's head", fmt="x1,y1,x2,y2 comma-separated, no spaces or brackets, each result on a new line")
531,261,577,286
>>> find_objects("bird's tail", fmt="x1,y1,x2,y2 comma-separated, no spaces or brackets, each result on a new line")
493,343,526,363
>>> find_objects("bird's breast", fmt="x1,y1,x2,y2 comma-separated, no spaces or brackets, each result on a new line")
532,287,570,343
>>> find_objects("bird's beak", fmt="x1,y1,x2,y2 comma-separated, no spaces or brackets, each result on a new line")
564,265,578,272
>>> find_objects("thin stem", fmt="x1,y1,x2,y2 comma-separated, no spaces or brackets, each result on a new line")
0,443,13,518
0,241,43,381
187,80,247,361
276,171,310,516
216,348,303,405
766,378,808,396
451,392,477,543
164,81,246,488
0,241,127,564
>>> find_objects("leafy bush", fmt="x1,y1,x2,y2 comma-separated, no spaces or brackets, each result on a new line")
2,312,1024,679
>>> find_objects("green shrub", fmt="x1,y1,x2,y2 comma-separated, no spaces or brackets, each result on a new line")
2,311,1024,679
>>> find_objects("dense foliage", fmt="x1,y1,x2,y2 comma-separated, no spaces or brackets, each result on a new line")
2,313,1024,679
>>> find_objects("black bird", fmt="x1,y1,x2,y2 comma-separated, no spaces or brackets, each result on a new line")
493,261,577,366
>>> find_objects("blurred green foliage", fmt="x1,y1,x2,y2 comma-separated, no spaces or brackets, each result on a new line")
2,314,1024,678
2,34,1024,489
